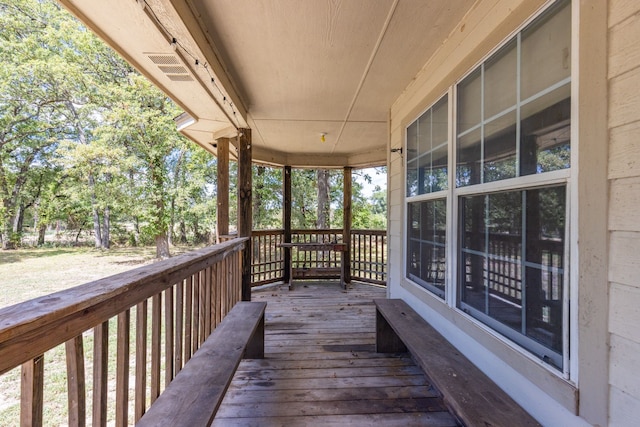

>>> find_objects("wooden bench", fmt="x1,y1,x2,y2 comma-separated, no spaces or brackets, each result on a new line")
137,301,266,427
374,299,540,427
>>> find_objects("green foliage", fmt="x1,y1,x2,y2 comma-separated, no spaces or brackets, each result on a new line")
0,0,387,254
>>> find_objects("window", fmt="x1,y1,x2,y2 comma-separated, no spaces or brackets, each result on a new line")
406,95,448,298
405,0,571,371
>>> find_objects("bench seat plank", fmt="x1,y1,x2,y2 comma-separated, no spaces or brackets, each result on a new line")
137,301,266,427
374,299,540,427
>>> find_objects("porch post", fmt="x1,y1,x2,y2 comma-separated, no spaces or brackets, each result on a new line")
283,166,292,284
238,129,252,301
343,167,352,285
216,138,230,242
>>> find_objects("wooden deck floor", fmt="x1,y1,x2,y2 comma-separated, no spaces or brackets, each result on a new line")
213,282,460,426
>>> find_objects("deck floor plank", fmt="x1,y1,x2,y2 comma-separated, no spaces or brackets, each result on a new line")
213,282,460,427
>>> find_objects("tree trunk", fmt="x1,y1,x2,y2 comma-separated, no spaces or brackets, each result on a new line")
179,220,187,244
13,203,25,236
37,224,46,246
253,166,264,229
101,206,110,249
168,198,174,247
134,216,140,244
192,218,203,243
151,158,170,259
317,169,330,229
155,234,170,259
1,199,17,250
89,174,102,249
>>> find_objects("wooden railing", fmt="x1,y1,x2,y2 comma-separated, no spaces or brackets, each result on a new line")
351,229,387,285
250,229,387,287
0,238,247,426
251,230,285,286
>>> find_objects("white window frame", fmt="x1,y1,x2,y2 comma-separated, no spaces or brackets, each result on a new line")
403,0,574,379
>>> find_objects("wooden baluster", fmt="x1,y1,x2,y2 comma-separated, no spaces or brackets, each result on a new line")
228,257,235,315
115,310,130,427
150,294,161,403
208,266,215,330
21,354,44,427
66,335,86,427
212,264,219,327
184,275,193,363
175,280,184,374
192,273,200,353
164,287,174,387
199,270,207,344
135,300,147,421
210,266,216,329
203,268,211,339
369,233,373,280
93,322,108,427
217,260,225,319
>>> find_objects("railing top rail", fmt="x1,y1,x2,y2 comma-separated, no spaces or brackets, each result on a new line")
251,229,385,235
252,229,285,236
351,229,387,235
291,229,342,234
0,238,247,375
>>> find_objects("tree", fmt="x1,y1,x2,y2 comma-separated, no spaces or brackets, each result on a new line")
0,0,78,248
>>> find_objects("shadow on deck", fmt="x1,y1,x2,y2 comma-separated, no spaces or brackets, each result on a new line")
214,282,460,426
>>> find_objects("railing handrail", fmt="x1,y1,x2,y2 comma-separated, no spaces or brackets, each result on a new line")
0,238,248,376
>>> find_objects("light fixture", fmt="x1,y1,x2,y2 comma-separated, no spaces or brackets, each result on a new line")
320,133,327,143
390,147,403,154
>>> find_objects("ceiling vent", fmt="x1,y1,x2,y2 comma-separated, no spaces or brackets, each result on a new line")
146,53,193,82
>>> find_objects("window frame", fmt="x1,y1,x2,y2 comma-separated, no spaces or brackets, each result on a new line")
403,0,573,378
404,91,451,299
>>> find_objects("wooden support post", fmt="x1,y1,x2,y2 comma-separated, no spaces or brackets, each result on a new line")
21,355,44,427
66,336,86,427
216,138,230,242
376,309,407,353
238,129,252,301
283,165,292,284
93,322,109,427
343,167,352,286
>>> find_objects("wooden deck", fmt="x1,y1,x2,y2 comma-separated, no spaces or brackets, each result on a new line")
213,282,460,426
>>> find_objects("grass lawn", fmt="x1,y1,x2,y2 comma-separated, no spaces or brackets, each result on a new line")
0,245,197,426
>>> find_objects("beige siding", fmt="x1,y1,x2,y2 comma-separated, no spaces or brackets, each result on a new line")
608,0,640,422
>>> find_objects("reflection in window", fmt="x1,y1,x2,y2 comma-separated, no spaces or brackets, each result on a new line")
407,199,447,298
456,0,571,187
459,186,566,369
406,95,448,196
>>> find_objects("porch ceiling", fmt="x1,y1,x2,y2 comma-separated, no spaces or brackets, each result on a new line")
59,0,475,167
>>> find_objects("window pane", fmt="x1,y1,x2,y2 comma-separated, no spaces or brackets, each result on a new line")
418,110,432,156
484,39,517,118
484,111,517,182
524,186,565,355
432,97,448,145
459,186,566,370
521,1,571,100
456,128,481,187
457,69,481,133
417,154,431,195
407,94,449,195
406,122,418,196
407,199,446,298
520,84,570,175
431,142,448,192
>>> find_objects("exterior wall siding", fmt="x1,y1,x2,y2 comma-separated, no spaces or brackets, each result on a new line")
608,3,640,424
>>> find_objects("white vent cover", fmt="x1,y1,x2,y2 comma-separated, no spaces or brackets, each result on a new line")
146,53,192,82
